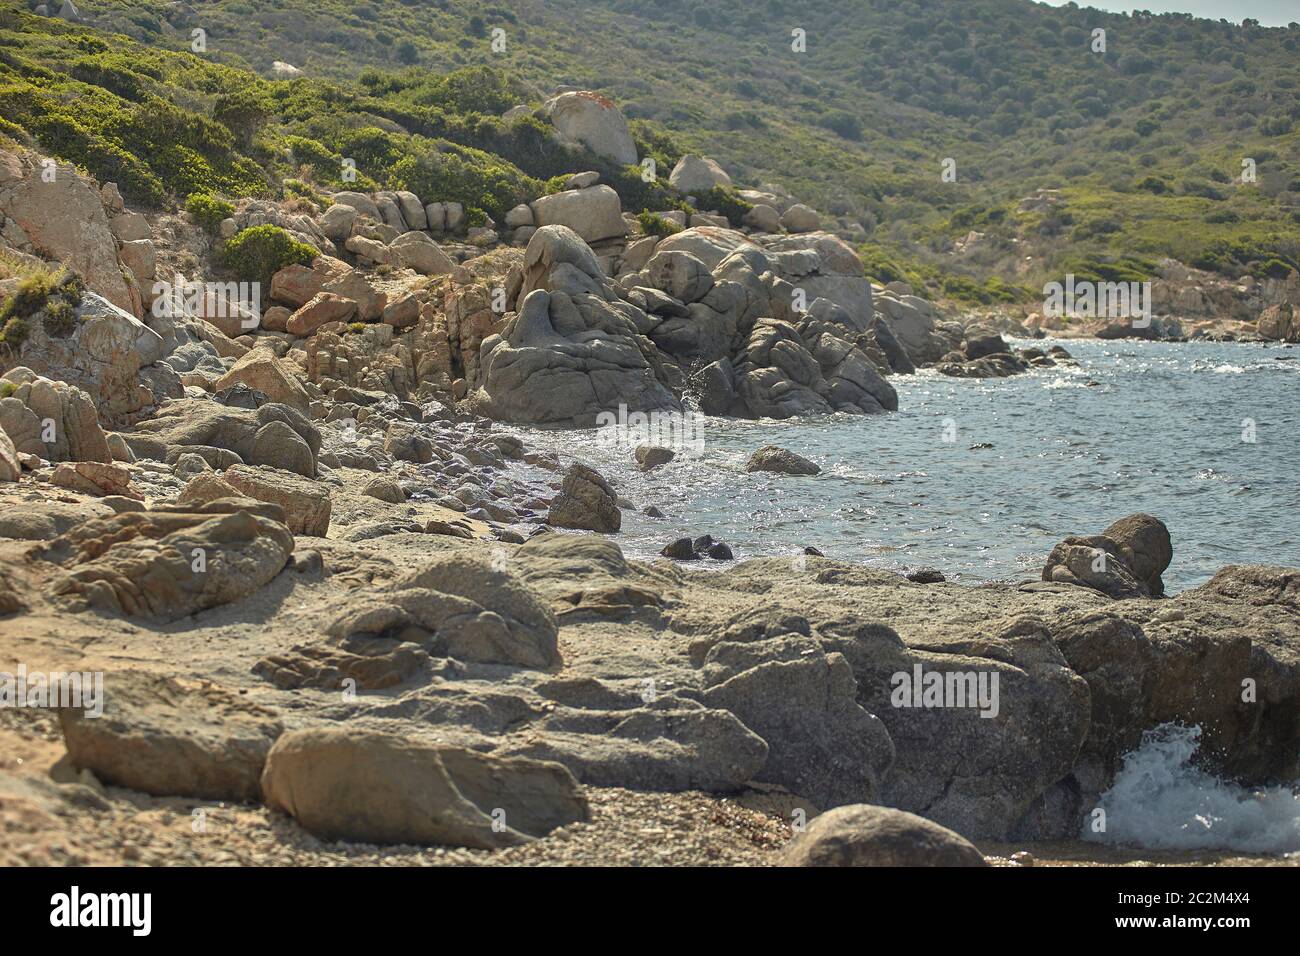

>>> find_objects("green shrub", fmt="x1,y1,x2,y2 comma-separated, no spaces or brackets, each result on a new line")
0,317,28,352
0,381,17,399
637,210,682,237
219,225,317,288
186,193,235,234
691,186,752,228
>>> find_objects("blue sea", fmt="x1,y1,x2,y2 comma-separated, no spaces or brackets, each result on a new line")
520,337,1300,592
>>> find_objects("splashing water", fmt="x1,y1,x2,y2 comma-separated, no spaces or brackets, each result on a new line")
1084,723,1300,854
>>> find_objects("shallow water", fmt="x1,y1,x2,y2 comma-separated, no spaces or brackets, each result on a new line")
517,337,1300,592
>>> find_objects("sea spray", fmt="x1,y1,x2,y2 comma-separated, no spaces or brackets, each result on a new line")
1084,723,1300,854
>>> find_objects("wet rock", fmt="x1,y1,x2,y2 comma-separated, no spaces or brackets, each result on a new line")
745,445,820,475
548,462,621,533
634,444,675,471
906,568,945,584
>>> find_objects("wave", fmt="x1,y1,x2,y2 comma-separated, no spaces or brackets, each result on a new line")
1084,723,1300,854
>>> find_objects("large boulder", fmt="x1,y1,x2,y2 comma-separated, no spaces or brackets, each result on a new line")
780,805,987,867
59,672,282,802
0,150,136,315
212,348,312,415
36,500,295,622
260,727,589,848
530,185,626,243
542,91,637,166
121,398,320,473
669,155,732,194
745,445,820,475
8,293,168,424
1042,514,1172,599
547,462,621,533
223,464,331,536
0,368,113,462
326,553,561,669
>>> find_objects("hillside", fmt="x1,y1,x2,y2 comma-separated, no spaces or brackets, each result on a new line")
7,0,1300,300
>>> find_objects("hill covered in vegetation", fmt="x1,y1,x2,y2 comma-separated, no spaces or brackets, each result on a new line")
7,0,1300,301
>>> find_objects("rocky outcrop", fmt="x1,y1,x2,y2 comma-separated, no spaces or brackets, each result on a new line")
0,368,113,462
1043,513,1172,599
0,150,136,316
36,499,295,622
470,226,680,427
669,155,732,194
530,185,626,243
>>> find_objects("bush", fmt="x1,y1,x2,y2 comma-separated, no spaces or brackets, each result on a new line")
186,193,235,234
219,225,317,288
691,186,752,228
637,210,683,237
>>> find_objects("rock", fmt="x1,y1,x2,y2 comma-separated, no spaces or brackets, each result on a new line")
470,227,680,427
0,369,113,463
329,552,562,668
700,617,893,808
1042,514,1172,600
270,60,302,79
0,151,135,314
287,292,357,337
744,203,782,232
548,463,621,532
0,428,18,481
505,204,535,228
383,422,434,464
270,257,349,308
634,444,674,471
745,445,820,475
781,203,820,233
109,211,150,242
962,327,1009,360
247,419,315,477
906,568,945,584
118,238,155,282
223,464,331,536
1102,513,1173,597
661,537,697,560
59,672,282,802
38,502,295,622
260,727,589,848
50,461,141,499
122,398,319,473
780,805,986,867
646,249,714,302
390,231,456,276
530,185,626,243
212,348,312,414
318,203,357,242
669,154,732,194
382,291,420,330
362,475,406,503
542,91,637,165
8,293,167,425
1258,303,1300,343
394,191,427,231
322,270,386,321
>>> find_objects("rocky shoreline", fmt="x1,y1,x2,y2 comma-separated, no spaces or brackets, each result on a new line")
2,112,1298,866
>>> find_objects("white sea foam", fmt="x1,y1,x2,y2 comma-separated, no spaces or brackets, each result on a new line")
1084,723,1300,854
